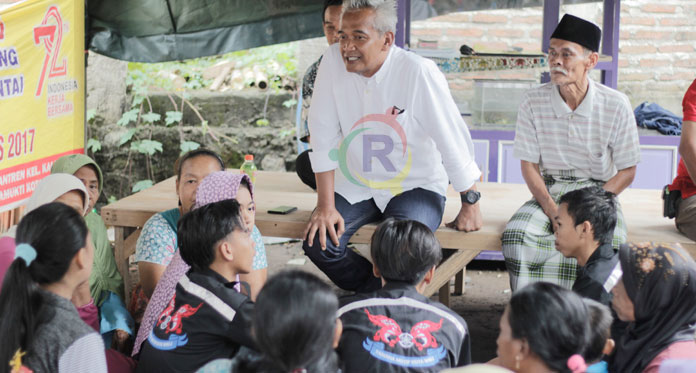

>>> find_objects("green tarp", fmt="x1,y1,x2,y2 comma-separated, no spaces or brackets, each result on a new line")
87,0,600,63
87,0,325,62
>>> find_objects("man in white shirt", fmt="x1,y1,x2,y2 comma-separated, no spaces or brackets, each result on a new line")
501,14,640,291
303,0,482,292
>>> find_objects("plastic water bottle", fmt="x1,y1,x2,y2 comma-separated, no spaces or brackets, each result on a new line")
240,154,257,185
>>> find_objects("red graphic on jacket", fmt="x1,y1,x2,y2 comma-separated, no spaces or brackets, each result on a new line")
411,319,443,351
365,308,443,350
157,295,203,334
365,309,402,347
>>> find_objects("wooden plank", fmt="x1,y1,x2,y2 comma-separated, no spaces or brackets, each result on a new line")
124,229,141,260
114,227,131,304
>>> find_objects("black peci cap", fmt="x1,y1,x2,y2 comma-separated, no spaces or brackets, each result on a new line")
550,14,602,52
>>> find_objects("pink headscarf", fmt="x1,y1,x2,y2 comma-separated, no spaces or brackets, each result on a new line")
132,171,254,356
193,171,253,210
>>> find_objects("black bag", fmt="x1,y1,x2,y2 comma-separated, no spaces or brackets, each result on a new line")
663,185,681,219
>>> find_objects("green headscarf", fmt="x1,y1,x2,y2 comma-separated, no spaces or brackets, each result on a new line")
51,154,124,306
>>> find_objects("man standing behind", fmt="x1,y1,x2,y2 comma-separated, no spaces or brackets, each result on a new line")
502,14,640,291
304,0,482,292
295,0,343,190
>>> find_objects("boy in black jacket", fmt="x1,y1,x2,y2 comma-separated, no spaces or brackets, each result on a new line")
554,186,621,305
137,200,256,373
338,219,471,372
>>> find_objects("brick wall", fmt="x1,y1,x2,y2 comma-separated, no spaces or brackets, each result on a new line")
412,0,695,116
297,0,695,116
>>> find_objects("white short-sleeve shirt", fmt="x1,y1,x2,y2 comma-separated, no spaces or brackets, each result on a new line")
308,44,481,211
513,79,640,181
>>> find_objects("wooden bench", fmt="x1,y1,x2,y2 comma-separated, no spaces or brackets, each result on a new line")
101,171,696,306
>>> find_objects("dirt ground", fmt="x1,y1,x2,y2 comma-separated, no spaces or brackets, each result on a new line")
264,240,511,363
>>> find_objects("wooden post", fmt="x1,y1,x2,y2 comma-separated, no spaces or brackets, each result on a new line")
454,268,465,295
439,282,451,307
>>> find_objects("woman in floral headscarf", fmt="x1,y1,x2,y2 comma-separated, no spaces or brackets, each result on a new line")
132,171,266,357
611,242,696,372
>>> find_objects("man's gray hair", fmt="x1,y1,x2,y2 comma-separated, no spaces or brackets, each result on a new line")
342,0,397,34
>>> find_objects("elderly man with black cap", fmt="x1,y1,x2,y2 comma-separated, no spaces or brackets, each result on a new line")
502,14,640,291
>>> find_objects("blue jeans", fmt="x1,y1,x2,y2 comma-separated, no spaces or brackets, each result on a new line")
302,188,446,292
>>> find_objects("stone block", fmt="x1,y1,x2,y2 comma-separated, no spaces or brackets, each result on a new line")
446,28,484,37
620,16,656,26
633,30,673,40
641,4,677,13
659,17,691,26
472,13,508,24
620,45,657,54
658,44,695,53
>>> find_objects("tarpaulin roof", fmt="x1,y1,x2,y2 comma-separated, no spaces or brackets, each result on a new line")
87,0,325,63
87,0,600,63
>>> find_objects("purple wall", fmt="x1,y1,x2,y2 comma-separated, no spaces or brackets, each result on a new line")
470,129,679,189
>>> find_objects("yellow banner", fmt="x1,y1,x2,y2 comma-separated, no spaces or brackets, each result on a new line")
0,0,84,212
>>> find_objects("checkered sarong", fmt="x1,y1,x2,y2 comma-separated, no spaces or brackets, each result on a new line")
501,171,627,291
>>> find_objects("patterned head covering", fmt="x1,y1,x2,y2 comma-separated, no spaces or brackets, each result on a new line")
193,171,254,210
612,242,696,372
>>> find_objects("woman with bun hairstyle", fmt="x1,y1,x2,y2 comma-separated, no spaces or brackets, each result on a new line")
493,282,591,373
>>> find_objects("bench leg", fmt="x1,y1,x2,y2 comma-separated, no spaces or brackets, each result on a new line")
454,268,465,296
425,249,480,298
114,227,139,305
439,282,451,307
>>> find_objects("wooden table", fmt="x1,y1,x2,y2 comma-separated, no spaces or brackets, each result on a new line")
102,171,695,305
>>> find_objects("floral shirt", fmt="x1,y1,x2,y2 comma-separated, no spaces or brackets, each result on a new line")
135,213,267,269
134,213,178,266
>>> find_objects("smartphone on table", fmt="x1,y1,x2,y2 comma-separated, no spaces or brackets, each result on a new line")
268,206,297,215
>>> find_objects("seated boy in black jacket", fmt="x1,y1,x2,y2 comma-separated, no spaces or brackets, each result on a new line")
554,186,622,305
136,200,256,373
338,219,471,372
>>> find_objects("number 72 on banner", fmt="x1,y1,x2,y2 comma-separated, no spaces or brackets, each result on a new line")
33,6,67,97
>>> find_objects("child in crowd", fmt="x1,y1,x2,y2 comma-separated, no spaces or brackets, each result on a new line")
198,270,342,373
52,154,134,351
493,282,591,373
338,219,471,371
133,171,265,357
554,186,621,305
136,200,255,373
0,203,107,372
581,298,614,373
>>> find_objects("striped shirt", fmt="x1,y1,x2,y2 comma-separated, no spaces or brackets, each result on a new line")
26,290,107,373
513,79,640,181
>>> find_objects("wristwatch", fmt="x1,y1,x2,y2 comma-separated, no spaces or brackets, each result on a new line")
461,190,481,204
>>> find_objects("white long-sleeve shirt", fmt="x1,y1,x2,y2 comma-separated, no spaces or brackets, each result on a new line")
308,44,481,211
